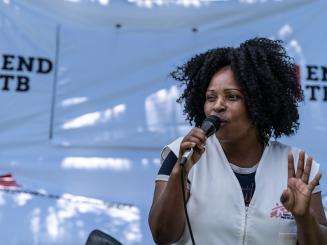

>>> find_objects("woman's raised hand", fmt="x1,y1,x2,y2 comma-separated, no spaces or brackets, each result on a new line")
281,151,321,218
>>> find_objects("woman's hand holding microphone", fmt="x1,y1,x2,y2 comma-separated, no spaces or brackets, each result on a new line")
178,128,207,174
178,115,220,174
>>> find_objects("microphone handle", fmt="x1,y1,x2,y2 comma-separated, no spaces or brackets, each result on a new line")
180,148,194,166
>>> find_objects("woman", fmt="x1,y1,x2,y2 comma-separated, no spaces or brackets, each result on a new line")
148,38,327,245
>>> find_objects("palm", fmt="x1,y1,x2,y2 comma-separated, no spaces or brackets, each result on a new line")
284,177,311,216
281,151,321,217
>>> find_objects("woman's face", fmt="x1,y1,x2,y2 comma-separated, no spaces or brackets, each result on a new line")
204,67,256,143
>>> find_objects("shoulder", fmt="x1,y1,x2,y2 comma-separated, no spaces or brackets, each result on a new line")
268,140,307,159
160,136,184,160
156,136,184,182
268,140,291,152
269,140,319,163
265,141,291,163
268,140,320,187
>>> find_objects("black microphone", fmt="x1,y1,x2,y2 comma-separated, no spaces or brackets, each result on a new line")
86,229,122,245
180,115,221,166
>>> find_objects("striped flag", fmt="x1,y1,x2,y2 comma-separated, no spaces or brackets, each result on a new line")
0,173,20,189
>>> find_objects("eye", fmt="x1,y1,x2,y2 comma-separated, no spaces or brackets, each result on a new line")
206,95,216,102
227,94,240,101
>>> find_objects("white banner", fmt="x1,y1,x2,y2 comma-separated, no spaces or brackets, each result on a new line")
0,2,57,145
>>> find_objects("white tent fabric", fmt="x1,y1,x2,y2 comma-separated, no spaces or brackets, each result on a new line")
0,0,326,244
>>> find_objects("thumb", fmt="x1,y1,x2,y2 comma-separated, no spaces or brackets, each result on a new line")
280,188,294,211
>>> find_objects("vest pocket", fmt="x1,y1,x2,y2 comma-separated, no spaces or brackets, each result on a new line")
278,233,297,245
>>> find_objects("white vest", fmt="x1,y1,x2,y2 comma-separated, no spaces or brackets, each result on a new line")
164,135,320,245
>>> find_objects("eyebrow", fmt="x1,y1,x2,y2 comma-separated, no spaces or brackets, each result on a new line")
206,88,242,93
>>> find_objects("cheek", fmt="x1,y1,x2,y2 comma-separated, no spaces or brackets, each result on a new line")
234,111,252,131
235,110,249,121
230,103,248,119
203,102,211,116
228,107,252,128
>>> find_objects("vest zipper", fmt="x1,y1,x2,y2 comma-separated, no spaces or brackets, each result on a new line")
242,206,248,245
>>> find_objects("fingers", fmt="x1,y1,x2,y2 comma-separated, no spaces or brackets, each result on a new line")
195,145,206,155
182,128,207,149
295,151,305,178
288,152,295,179
308,172,322,193
301,156,313,184
180,141,196,150
187,136,206,150
179,128,207,158
289,151,315,185
179,141,195,157
188,128,207,144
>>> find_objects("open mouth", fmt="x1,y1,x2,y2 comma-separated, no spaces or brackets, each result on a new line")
208,114,228,126
220,121,227,126
217,118,228,124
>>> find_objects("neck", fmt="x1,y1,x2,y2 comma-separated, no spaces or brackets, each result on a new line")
218,132,264,168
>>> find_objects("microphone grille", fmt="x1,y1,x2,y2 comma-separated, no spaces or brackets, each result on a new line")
201,115,221,137
206,115,221,130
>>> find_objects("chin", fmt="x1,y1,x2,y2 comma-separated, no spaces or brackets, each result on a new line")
215,132,231,143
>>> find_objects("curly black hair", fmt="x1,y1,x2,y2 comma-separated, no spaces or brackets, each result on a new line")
170,37,303,144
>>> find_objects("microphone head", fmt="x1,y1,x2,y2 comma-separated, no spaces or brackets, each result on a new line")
201,115,221,137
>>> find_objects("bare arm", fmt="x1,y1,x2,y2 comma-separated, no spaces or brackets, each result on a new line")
148,163,189,244
295,192,327,245
148,128,206,244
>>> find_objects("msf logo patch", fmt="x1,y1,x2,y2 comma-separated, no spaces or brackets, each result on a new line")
270,203,294,220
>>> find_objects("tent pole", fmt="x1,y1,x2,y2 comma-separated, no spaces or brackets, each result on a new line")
49,24,61,140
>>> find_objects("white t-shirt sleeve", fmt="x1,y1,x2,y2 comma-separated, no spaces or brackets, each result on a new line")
310,159,321,194
155,146,178,182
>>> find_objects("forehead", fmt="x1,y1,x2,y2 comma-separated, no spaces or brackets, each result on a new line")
206,67,241,92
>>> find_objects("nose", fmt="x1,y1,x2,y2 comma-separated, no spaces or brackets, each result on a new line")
213,97,226,113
